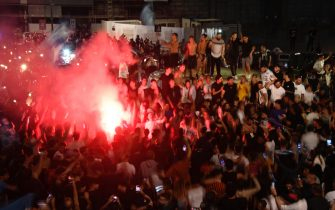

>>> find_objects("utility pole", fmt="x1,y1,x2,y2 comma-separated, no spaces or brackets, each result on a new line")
107,0,113,19
50,0,54,31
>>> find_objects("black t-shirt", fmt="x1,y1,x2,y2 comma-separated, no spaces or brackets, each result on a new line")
283,80,295,94
219,197,247,210
307,196,330,210
241,42,252,58
273,71,283,82
212,82,223,104
224,83,237,104
161,73,174,96
167,86,181,107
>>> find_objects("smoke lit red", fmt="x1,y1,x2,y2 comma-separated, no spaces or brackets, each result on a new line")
17,32,136,140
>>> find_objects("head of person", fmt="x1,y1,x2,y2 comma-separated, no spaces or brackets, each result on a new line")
165,67,172,75
240,75,247,84
260,64,268,73
283,72,290,81
216,32,222,40
260,44,267,52
129,79,136,89
274,65,281,73
141,77,147,86
150,79,158,89
231,32,238,40
242,35,249,43
188,35,195,43
179,64,186,73
274,80,281,88
171,33,178,41
185,80,191,89
295,76,302,85
201,34,207,41
257,81,264,89
216,75,223,84
227,76,234,85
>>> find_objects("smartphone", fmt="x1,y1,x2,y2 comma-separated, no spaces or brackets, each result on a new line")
182,145,187,152
297,143,301,153
136,185,141,192
327,139,332,146
220,159,225,167
263,153,267,159
155,185,164,193
271,182,275,188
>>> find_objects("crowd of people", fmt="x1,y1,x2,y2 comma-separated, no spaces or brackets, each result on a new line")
1,30,335,210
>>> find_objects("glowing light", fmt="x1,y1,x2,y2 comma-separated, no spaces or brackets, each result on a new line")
0,64,8,70
99,95,130,139
3,46,6,49
13,99,17,103
20,64,28,72
2,86,6,89
10,51,13,55
8,60,11,63
61,48,76,64
18,56,22,60
76,63,80,66
40,53,44,57
28,92,32,97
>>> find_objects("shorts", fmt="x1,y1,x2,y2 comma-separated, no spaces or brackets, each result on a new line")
242,57,251,70
187,55,197,69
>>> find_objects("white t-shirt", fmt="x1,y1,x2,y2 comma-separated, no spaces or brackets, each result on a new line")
261,69,275,86
116,161,136,178
269,85,285,102
301,131,319,152
258,87,268,105
313,60,325,74
306,112,319,125
211,38,225,58
325,190,335,205
203,82,212,100
281,199,307,210
294,83,306,97
304,91,315,106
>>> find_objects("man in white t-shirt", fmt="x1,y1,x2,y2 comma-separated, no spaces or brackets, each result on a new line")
209,32,225,76
116,156,136,180
260,65,277,88
269,80,286,103
294,76,305,101
257,81,268,106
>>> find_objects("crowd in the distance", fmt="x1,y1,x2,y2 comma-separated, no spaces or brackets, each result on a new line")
1,31,335,210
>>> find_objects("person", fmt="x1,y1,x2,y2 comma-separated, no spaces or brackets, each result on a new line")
138,77,148,102
181,80,196,108
259,44,272,69
224,76,238,105
237,75,250,101
226,32,240,78
282,72,295,99
197,34,208,76
203,75,212,102
211,75,225,105
269,80,286,103
185,35,198,78
313,53,332,75
166,78,181,109
289,27,297,51
160,67,174,99
218,182,248,210
209,32,225,76
161,33,180,69
260,64,277,88
272,65,283,82
294,76,306,102
257,81,268,107
241,35,253,77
